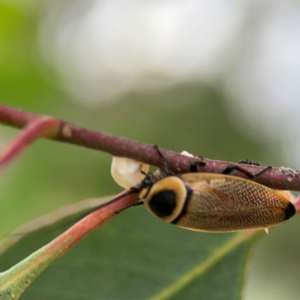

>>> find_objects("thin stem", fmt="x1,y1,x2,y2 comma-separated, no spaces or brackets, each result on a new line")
0,117,59,171
0,190,138,299
0,104,300,191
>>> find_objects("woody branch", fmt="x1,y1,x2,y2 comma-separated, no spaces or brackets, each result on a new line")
0,104,299,191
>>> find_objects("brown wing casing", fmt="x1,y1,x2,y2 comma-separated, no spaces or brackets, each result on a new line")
173,173,295,232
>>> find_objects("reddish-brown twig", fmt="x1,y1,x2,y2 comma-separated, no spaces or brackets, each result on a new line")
0,104,300,191
0,190,138,298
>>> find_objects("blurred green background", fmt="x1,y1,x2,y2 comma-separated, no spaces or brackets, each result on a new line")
1,2,300,299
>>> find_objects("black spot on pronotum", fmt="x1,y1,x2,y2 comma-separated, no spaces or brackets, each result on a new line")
284,202,296,220
149,190,177,218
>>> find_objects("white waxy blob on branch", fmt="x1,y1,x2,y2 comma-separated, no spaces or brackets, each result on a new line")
111,156,149,189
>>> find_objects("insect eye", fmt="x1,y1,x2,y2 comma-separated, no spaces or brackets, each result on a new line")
149,190,177,218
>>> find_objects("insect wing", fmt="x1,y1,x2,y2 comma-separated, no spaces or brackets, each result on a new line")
174,173,295,232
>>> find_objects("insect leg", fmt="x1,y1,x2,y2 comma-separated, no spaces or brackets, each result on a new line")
222,164,272,178
252,165,272,177
153,145,176,175
189,157,206,172
115,200,144,214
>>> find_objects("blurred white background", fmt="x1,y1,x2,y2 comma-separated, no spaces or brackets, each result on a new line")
39,0,300,168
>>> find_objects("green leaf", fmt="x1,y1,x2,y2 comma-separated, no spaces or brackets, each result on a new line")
0,200,263,300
